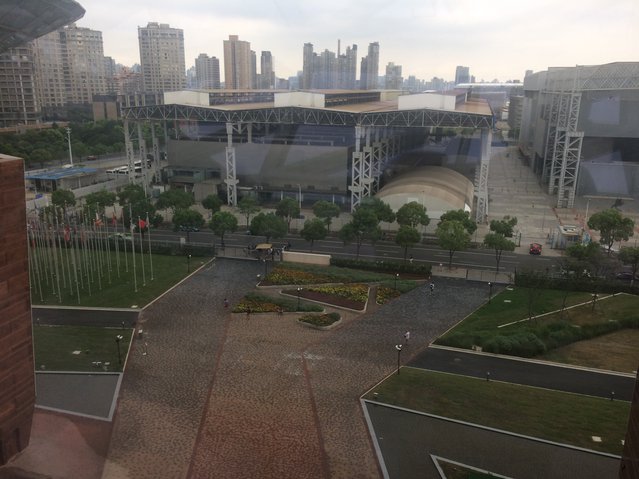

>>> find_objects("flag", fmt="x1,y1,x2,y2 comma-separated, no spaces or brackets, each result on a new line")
64,225,71,242
138,218,146,230
111,212,117,227
94,212,103,227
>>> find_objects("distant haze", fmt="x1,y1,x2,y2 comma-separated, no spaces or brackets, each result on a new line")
78,0,639,82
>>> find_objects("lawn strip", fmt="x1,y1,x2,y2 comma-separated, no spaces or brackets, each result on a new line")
367,368,629,455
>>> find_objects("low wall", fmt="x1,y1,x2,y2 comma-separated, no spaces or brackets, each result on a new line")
282,251,331,265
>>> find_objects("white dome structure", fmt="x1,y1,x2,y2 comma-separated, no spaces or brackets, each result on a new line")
376,166,474,219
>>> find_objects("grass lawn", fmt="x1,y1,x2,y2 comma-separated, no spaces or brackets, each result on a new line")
33,324,133,372
30,249,210,308
366,368,629,455
539,329,639,373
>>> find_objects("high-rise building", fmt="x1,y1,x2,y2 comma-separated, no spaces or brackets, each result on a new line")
104,56,116,94
302,43,314,89
194,53,220,89
455,65,470,85
385,62,402,89
340,44,357,89
360,42,379,89
0,46,39,127
32,31,66,110
223,35,252,89
60,24,107,104
260,51,274,89
250,50,257,89
138,22,186,93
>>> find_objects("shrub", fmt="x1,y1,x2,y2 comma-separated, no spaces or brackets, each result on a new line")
232,293,322,313
330,257,431,276
299,312,340,327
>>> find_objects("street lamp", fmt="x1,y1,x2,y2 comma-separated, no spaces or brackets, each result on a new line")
187,254,191,272
297,287,302,310
394,273,399,290
488,282,493,304
296,184,302,209
115,334,124,365
395,344,403,375
263,258,268,277
65,127,74,166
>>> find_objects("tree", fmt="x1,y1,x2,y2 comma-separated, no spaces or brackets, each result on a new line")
51,189,76,208
312,200,341,232
396,202,430,229
438,209,477,235
201,194,223,215
172,208,204,231
489,215,518,238
300,218,327,252
436,220,470,269
118,184,155,225
395,225,421,261
359,197,396,223
250,213,287,242
588,209,635,255
618,246,639,287
156,189,194,212
483,232,516,272
275,197,301,233
210,211,238,247
84,189,116,215
238,197,261,227
338,208,381,259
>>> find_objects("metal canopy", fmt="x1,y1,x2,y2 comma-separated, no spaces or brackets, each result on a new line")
121,104,493,129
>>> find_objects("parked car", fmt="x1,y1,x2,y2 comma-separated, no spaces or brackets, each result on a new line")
615,271,638,281
177,225,199,232
108,232,132,241
529,243,542,255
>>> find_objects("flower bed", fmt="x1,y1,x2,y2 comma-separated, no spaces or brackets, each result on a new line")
376,286,401,305
284,284,369,311
298,312,341,329
265,267,332,285
232,292,322,313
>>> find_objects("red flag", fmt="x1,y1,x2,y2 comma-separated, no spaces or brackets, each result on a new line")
64,225,71,242
94,212,103,227
138,218,146,230
111,213,117,226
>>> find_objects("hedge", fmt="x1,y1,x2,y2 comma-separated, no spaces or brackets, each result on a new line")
330,257,431,276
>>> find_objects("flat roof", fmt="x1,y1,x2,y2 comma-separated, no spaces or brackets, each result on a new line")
25,166,99,181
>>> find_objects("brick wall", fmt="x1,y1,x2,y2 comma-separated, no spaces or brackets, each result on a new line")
0,155,35,465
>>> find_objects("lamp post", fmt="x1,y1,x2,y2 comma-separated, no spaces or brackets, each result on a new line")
187,254,191,272
395,344,403,375
296,184,302,209
394,273,399,290
297,287,302,310
115,334,123,365
263,258,268,278
65,127,74,166
488,282,493,304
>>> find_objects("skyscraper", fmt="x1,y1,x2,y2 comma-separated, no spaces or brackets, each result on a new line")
455,65,470,85
223,35,252,89
360,42,379,89
337,43,357,89
385,62,402,89
260,51,274,89
138,22,186,93
32,30,66,110
302,42,314,89
194,53,220,89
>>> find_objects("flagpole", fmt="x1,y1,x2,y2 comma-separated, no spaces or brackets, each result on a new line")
113,207,120,277
121,205,129,272
50,210,62,303
147,212,154,281
27,223,44,302
102,206,112,285
130,204,138,293
138,216,146,286
59,207,73,294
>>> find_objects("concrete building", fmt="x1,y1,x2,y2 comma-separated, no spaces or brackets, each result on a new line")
360,42,379,90
337,43,357,89
223,35,252,90
259,51,274,89
138,22,186,93
0,46,39,128
302,41,356,90
59,24,108,104
32,31,66,112
385,62,402,90
195,53,220,90
455,65,470,85
519,62,639,207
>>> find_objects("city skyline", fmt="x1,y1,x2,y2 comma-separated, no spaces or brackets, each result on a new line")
77,0,638,83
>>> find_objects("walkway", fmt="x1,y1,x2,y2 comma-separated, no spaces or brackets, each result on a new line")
100,260,489,478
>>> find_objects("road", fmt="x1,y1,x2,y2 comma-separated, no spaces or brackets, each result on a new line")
146,228,557,273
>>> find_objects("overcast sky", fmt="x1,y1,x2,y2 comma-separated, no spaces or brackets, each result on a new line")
78,0,638,82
